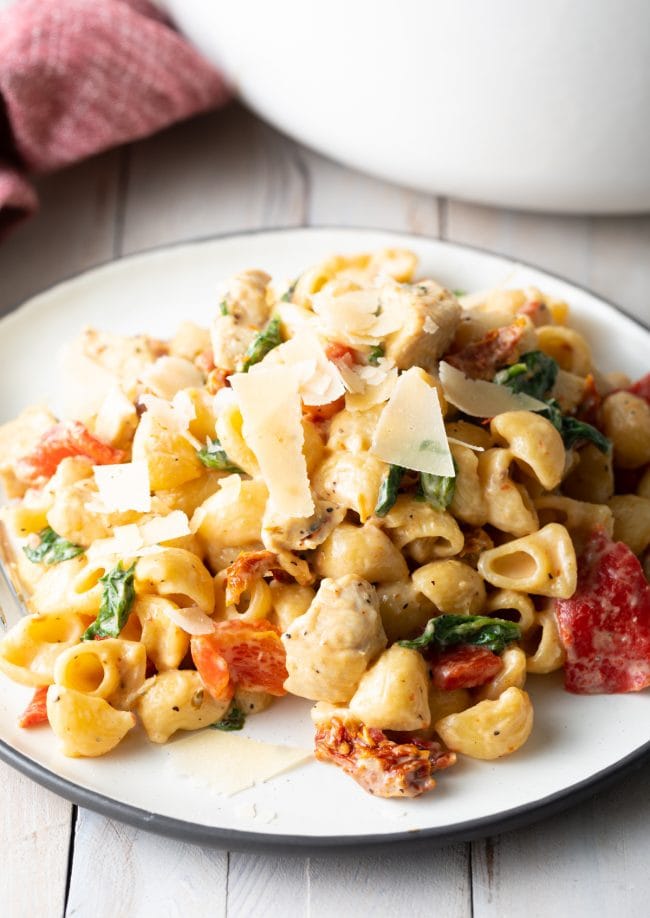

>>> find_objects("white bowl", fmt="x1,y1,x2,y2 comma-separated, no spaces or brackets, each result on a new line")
157,0,650,214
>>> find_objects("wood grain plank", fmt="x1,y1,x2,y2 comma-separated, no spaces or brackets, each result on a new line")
0,149,122,316
472,766,650,918
308,846,471,918
301,146,440,235
121,105,307,255
0,760,71,918
227,854,308,917
65,809,227,918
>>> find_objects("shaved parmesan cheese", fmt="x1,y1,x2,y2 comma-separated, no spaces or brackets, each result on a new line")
254,332,345,406
163,604,216,635
60,340,117,421
439,361,548,417
94,385,137,445
139,391,202,449
85,511,191,562
140,356,203,400
312,285,404,346
92,461,152,513
167,731,312,795
86,523,144,562
230,366,314,519
447,436,485,452
139,510,190,545
338,357,399,412
371,368,455,476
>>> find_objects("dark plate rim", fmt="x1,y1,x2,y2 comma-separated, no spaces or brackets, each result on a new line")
1,224,649,854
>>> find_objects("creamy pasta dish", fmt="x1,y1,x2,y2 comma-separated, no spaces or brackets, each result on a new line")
1,248,649,799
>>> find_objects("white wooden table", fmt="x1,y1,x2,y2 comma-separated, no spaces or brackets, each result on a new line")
1,103,649,918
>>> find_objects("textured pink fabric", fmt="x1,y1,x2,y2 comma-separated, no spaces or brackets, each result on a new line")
0,0,230,237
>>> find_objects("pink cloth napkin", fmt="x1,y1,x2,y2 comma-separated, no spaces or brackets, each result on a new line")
0,0,230,238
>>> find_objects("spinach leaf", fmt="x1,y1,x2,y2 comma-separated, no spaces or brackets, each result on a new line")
367,345,384,366
374,465,405,517
399,614,520,655
82,564,136,641
219,299,229,316
23,527,84,565
541,398,611,454
211,706,246,731
494,352,611,454
493,350,558,400
197,438,242,472
241,316,282,372
419,466,456,511
280,280,297,303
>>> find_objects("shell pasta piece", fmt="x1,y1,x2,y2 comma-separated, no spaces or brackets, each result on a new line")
477,523,577,598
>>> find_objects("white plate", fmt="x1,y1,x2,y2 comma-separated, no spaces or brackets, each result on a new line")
1,227,649,852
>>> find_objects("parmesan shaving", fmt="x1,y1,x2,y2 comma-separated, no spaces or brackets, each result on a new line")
140,356,203,400
439,361,548,417
447,436,485,452
371,368,455,476
139,510,191,545
338,357,399,411
92,461,152,513
140,391,202,449
255,332,345,406
85,511,191,562
162,604,216,635
86,524,144,562
312,285,403,346
230,366,314,519
167,731,312,796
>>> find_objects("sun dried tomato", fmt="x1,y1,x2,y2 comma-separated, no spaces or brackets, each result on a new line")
190,637,234,702
555,527,650,693
16,421,125,482
224,550,279,606
627,372,650,405
446,318,528,380
431,645,503,691
195,620,288,697
18,686,49,728
314,716,455,797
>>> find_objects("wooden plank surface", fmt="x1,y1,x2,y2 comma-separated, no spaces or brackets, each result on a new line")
0,103,649,918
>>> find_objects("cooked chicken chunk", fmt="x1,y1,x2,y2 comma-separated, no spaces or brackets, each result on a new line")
282,576,387,703
211,270,272,371
383,281,461,373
